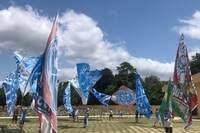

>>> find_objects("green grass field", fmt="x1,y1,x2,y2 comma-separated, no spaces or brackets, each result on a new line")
1,117,200,133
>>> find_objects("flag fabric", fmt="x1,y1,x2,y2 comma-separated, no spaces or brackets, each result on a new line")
69,78,82,101
172,34,198,128
76,63,102,104
159,79,173,126
14,52,40,96
91,88,111,106
111,85,135,105
135,73,152,118
63,82,73,113
2,52,39,115
30,15,59,133
2,70,19,116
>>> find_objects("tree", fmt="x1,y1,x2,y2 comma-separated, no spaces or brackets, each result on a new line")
144,75,165,105
190,53,200,75
117,62,136,75
115,62,136,89
0,88,6,108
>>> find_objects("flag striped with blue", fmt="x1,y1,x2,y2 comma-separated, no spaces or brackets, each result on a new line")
91,88,111,106
63,82,73,113
2,70,19,116
135,73,152,118
76,63,102,104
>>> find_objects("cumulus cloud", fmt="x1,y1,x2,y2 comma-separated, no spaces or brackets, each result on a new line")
0,6,174,80
0,5,51,54
175,11,200,40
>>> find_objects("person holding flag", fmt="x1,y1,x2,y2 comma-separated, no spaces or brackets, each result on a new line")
172,34,198,129
159,79,173,133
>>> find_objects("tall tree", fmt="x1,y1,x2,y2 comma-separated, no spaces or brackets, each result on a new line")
115,62,136,89
144,75,165,105
190,53,200,75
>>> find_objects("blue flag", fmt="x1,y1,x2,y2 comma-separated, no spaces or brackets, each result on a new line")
30,15,58,132
63,83,73,113
76,63,102,104
111,85,136,105
91,88,111,106
135,73,152,118
14,52,40,96
2,70,19,116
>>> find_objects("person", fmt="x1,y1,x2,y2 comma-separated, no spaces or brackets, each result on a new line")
119,111,123,118
75,108,79,121
12,107,19,124
83,108,89,128
163,109,173,133
153,108,161,127
19,107,27,132
135,109,139,123
72,108,76,121
109,110,113,121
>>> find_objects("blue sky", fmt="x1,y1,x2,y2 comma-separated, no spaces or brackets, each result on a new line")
1,0,200,81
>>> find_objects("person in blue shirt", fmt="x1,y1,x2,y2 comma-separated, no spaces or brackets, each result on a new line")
153,108,161,127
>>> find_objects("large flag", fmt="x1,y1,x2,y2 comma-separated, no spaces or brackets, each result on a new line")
69,78,82,101
2,71,19,116
31,15,59,133
63,82,73,113
135,73,152,118
172,34,198,128
14,52,40,96
76,63,102,104
111,85,135,105
91,88,111,106
159,79,173,126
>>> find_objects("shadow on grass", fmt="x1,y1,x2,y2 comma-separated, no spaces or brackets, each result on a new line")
2,129,21,133
58,125,84,129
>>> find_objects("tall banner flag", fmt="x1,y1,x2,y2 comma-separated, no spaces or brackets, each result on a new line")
30,15,59,133
135,73,152,118
76,63,102,104
159,79,173,126
172,34,198,128
111,85,135,105
91,88,111,106
2,71,19,116
14,52,40,96
63,82,73,113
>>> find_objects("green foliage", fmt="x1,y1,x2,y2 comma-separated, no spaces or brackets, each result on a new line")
0,88,6,107
144,75,165,105
190,53,200,75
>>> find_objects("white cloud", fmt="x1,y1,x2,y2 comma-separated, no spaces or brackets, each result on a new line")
175,11,200,40
0,6,174,80
0,5,51,54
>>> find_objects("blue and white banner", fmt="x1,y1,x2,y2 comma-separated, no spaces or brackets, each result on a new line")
63,83,73,113
2,71,19,116
91,88,111,106
135,73,152,118
76,63,102,104
30,15,58,133
14,52,40,96
111,85,136,105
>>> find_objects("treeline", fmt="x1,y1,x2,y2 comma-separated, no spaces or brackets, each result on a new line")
1,52,200,107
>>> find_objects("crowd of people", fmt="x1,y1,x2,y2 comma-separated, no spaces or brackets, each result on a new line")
8,106,174,133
